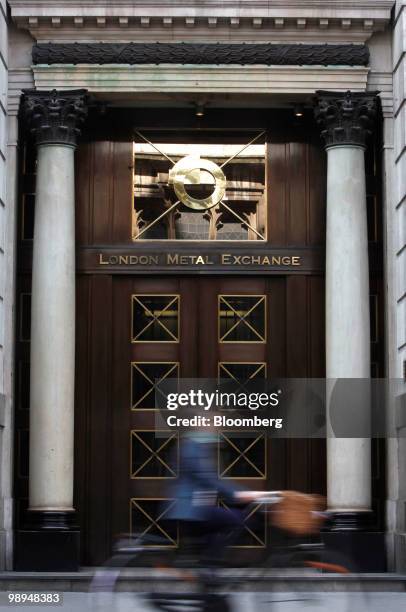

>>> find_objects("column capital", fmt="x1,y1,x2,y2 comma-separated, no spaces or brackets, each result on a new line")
21,89,88,147
314,90,379,149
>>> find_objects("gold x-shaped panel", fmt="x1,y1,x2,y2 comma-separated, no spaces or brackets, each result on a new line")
219,432,266,479
219,500,267,548
130,430,179,479
218,362,267,383
218,363,267,407
131,361,179,410
131,294,180,343
132,130,266,241
218,295,266,343
130,498,178,547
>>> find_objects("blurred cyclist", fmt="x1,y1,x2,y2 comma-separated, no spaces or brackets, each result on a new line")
164,430,263,563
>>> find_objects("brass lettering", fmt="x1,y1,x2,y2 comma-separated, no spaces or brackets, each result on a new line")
97,251,302,269
99,253,109,265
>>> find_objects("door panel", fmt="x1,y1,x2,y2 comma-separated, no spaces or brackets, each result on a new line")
110,276,286,554
78,274,326,564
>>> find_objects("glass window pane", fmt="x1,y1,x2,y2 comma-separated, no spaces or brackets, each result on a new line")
132,362,179,410
131,431,178,478
219,362,266,382
132,135,266,241
219,500,266,548
219,295,266,343
219,433,266,479
130,499,178,546
132,295,179,342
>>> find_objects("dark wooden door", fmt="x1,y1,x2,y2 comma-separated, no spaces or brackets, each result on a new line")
75,273,327,565
108,276,288,556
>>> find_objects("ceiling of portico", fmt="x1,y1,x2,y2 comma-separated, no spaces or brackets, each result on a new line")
9,0,394,44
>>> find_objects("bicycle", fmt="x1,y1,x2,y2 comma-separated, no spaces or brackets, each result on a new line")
91,492,363,612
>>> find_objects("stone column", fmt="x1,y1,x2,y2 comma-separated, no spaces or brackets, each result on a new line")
17,89,87,571
314,91,385,570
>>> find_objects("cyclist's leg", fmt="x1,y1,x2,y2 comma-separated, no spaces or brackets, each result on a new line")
200,506,246,563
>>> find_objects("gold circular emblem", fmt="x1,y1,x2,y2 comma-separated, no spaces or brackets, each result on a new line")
168,155,226,210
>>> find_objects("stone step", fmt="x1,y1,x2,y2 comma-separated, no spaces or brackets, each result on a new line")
0,570,405,593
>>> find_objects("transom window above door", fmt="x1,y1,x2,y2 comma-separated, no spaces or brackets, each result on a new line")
132,130,266,241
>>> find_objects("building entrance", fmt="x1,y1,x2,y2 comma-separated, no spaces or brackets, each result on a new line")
111,276,283,553
14,112,354,566
74,274,327,564
13,108,387,569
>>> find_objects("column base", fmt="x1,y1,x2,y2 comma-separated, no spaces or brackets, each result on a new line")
326,510,374,531
321,511,386,572
15,511,80,571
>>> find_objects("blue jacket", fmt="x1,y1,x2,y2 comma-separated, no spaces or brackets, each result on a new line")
165,437,241,521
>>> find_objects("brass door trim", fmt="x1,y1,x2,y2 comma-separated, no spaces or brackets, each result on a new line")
218,432,267,480
218,294,267,344
131,294,180,343
219,500,267,548
131,361,179,411
218,362,267,383
129,498,179,547
130,430,179,479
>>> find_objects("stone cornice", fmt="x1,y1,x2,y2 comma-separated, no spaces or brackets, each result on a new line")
21,88,88,146
8,0,394,15
32,43,369,67
9,0,392,43
314,90,380,149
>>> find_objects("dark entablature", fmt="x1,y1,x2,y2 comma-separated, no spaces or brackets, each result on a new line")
32,42,369,66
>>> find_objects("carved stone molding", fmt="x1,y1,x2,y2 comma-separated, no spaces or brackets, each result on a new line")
32,42,369,67
314,90,379,149
21,89,88,147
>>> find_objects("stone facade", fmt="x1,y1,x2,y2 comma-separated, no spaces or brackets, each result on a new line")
0,0,10,567
388,0,406,571
1,0,405,572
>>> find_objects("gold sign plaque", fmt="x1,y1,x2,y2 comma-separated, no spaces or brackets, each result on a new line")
98,252,303,268
168,155,226,211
